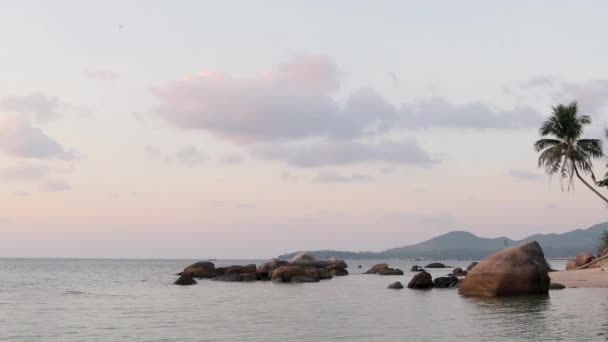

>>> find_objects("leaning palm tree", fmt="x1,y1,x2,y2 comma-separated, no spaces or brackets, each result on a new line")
534,101,608,204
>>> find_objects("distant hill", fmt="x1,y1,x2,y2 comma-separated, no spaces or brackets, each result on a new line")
279,222,608,260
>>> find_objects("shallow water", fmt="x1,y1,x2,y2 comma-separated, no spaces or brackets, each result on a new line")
1,258,607,341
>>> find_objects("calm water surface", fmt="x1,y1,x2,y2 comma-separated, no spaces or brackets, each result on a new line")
1,258,607,341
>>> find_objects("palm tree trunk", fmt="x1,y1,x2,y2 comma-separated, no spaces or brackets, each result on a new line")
573,165,608,204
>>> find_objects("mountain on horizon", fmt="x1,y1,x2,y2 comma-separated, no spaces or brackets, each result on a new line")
279,222,608,260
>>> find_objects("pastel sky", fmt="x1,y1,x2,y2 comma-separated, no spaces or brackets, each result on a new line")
2,1,608,258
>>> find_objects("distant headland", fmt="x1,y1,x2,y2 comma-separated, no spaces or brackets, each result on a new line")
279,222,608,260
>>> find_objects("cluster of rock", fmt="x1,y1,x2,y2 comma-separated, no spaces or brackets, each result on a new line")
364,263,404,275
174,252,348,285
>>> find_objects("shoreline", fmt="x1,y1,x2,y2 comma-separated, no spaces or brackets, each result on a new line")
550,268,608,288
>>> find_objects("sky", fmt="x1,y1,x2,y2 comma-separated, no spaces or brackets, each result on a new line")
1,1,608,259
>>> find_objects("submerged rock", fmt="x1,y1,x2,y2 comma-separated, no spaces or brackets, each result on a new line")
458,241,550,297
378,268,404,275
388,281,404,289
408,271,433,289
174,271,197,285
549,282,566,290
326,264,348,276
425,262,446,268
451,267,468,277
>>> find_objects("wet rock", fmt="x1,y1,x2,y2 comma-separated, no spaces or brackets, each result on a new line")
271,266,310,283
181,261,217,278
411,265,421,272
408,271,433,289
549,282,566,290
425,262,446,268
433,275,459,288
325,258,348,269
326,264,348,276
388,281,404,289
378,268,404,275
451,267,468,277
459,241,550,297
257,258,289,277
364,263,389,274
174,271,197,285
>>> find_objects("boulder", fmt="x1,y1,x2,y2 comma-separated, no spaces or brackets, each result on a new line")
466,262,478,272
325,258,348,269
378,268,404,275
181,261,217,278
316,268,333,280
292,276,320,283
575,252,595,268
451,267,468,277
174,271,197,285
458,241,550,297
388,281,404,289
565,260,576,271
411,265,421,272
326,264,348,276
407,271,433,289
425,262,446,268
433,275,459,288
364,263,389,274
290,252,319,266
271,266,317,283
213,264,258,282
358,265,362,269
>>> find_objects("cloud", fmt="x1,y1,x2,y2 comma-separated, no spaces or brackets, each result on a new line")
0,92,63,122
521,76,555,89
219,154,244,165
507,169,545,181
312,171,375,183
557,80,608,114
0,163,49,181
176,145,206,167
82,68,119,81
0,116,78,160
253,140,435,167
38,180,71,192
400,97,544,130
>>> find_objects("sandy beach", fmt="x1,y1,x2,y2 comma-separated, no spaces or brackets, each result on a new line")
550,268,608,288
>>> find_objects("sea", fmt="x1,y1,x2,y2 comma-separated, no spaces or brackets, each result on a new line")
1,258,607,342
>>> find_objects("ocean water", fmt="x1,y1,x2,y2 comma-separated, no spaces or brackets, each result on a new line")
1,258,607,342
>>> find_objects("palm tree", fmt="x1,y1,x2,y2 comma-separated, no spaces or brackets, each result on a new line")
534,101,608,204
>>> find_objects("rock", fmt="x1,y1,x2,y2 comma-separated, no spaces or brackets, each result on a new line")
549,282,566,290
213,273,244,282
378,268,404,275
181,261,216,278
433,275,459,288
458,241,550,297
451,267,468,277
290,252,318,266
225,264,257,275
388,281,404,289
407,271,433,289
271,266,317,283
213,264,258,282
364,263,389,274
292,276,320,283
425,262,446,268
326,264,348,276
411,265,421,272
174,271,197,285
358,265,362,269
466,262,478,272
565,260,576,271
325,258,348,269
575,252,595,268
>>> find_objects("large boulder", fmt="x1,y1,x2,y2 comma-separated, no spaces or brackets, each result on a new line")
213,264,258,282
407,271,433,289
326,264,348,276
271,266,318,283
575,252,595,268
458,241,550,297
378,268,404,275
466,262,478,272
388,281,404,289
425,262,446,268
433,275,459,288
325,258,348,269
181,261,217,278
257,258,289,280
364,263,389,274
174,271,197,285
290,252,319,266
